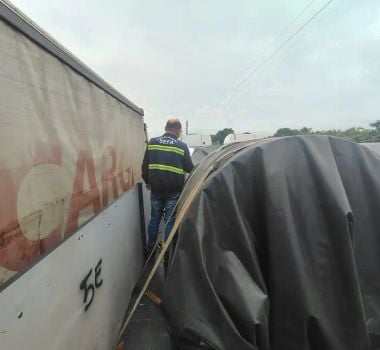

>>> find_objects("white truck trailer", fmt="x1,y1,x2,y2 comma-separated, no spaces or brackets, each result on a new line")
0,1,148,348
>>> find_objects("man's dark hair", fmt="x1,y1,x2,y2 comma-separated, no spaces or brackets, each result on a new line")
166,118,182,130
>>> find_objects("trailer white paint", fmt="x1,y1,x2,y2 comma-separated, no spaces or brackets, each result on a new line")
0,186,144,350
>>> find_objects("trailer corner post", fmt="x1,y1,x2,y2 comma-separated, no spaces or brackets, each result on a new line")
137,182,147,258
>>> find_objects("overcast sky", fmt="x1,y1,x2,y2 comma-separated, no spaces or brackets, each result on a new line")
10,0,380,137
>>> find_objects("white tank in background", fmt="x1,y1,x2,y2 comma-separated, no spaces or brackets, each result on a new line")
223,132,270,144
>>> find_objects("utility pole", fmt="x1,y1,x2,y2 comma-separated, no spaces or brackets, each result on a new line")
186,120,189,135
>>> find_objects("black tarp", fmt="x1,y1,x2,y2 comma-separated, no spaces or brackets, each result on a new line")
362,143,380,157
162,136,380,350
191,145,221,165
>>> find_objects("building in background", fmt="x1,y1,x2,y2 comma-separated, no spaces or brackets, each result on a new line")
181,134,212,147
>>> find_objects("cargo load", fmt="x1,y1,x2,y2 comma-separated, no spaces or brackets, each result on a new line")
163,136,380,350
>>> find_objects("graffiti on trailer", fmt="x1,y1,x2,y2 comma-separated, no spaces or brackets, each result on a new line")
80,259,103,311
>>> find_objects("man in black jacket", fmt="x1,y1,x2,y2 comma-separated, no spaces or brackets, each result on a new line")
142,118,194,256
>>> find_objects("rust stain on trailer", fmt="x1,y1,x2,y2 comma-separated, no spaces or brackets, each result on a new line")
0,216,61,271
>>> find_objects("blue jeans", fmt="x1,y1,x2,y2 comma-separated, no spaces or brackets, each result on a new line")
147,192,180,252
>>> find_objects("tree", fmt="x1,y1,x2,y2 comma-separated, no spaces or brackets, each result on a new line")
211,135,218,145
273,128,299,137
300,127,312,135
212,128,234,145
272,120,380,143
370,120,380,132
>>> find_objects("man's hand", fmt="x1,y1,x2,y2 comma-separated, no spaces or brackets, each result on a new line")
145,184,151,191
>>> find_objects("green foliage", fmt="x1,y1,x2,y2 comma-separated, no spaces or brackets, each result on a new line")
273,128,299,137
273,121,380,143
212,128,234,145
370,120,380,132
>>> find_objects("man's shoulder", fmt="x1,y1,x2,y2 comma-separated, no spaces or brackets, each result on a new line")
148,136,163,144
175,139,189,150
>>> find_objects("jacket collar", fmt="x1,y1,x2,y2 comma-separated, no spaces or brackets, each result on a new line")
163,132,178,139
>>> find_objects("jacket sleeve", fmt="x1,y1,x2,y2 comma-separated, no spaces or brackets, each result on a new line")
141,146,149,184
183,147,194,173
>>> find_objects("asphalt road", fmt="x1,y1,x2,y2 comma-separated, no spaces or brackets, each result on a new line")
122,259,177,350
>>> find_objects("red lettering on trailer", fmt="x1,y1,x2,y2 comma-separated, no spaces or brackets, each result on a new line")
65,149,101,235
0,143,137,272
119,150,135,192
101,146,119,208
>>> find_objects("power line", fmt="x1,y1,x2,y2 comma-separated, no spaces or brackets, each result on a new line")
221,0,336,103
219,0,315,102
223,0,335,101
255,0,345,80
